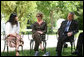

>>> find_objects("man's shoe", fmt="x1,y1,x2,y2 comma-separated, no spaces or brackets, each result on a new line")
34,51,39,56
72,50,79,55
72,51,82,56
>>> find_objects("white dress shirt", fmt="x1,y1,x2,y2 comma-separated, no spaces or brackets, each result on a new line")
5,22,20,36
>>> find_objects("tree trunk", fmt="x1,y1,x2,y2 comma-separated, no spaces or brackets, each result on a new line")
50,10,53,33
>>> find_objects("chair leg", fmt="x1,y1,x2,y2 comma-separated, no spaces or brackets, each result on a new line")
74,42,75,50
30,40,32,54
7,45,9,56
21,46,23,56
3,41,6,52
31,41,34,50
43,41,46,53
62,45,64,53
71,42,73,53
45,41,47,52
30,40,34,54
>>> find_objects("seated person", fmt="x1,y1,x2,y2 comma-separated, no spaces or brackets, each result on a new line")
56,12,79,56
72,32,83,56
5,13,24,56
32,12,47,56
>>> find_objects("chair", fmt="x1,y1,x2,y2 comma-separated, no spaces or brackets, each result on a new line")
3,32,24,56
28,32,48,54
56,31,76,54
62,37,76,54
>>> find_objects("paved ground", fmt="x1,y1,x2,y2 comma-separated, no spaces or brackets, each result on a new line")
1,35,78,52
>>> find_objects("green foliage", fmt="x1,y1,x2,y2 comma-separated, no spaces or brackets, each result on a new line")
1,1,37,30
1,1,83,32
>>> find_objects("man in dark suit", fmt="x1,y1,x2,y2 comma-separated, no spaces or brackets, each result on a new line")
56,12,79,56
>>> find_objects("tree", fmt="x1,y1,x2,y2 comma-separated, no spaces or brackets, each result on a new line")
36,1,83,32
1,1,37,30
1,1,83,33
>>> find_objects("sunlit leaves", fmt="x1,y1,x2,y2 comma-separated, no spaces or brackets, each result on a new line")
1,1,83,30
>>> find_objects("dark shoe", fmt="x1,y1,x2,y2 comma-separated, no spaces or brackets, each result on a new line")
77,53,82,56
34,51,39,56
72,50,79,55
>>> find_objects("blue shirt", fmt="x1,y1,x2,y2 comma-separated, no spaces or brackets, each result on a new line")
65,21,71,32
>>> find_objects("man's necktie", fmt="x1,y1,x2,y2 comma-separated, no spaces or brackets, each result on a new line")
65,21,71,32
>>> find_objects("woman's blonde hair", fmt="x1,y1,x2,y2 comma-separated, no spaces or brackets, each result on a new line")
36,12,43,19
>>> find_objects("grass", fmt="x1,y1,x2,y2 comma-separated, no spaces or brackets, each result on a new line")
1,47,77,56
